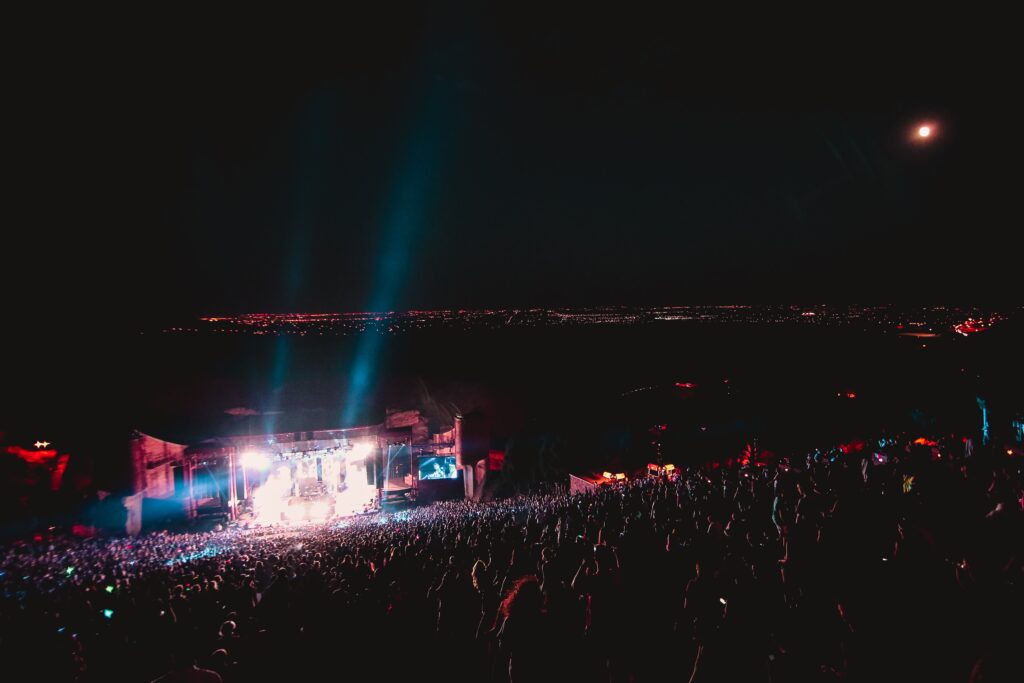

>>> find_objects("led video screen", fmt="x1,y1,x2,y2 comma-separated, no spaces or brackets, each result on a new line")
418,456,457,480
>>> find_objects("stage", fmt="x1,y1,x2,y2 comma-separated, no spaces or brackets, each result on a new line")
241,443,379,525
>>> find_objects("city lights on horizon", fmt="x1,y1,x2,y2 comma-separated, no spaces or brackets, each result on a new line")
180,306,1008,339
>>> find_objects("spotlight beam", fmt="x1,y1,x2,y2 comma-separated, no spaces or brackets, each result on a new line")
343,86,453,426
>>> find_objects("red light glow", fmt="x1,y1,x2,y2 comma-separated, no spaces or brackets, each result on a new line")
7,445,59,465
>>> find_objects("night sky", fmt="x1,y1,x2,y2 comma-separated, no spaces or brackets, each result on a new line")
11,11,1016,324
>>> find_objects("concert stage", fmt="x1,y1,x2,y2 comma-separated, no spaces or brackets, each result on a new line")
239,442,379,524
126,409,483,533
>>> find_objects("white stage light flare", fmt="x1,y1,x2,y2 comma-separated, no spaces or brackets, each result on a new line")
348,442,375,461
309,501,329,521
241,450,271,471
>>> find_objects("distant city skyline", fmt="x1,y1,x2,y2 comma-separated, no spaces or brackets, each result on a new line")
152,305,1016,337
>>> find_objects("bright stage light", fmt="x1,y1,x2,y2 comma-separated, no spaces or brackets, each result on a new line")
309,501,329,521
241,450,271,471
348,442,375,461
917,125,931,138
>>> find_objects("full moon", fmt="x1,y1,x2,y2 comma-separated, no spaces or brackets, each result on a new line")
918,125,932,138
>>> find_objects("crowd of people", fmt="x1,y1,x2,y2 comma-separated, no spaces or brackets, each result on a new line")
1,433,1022,682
